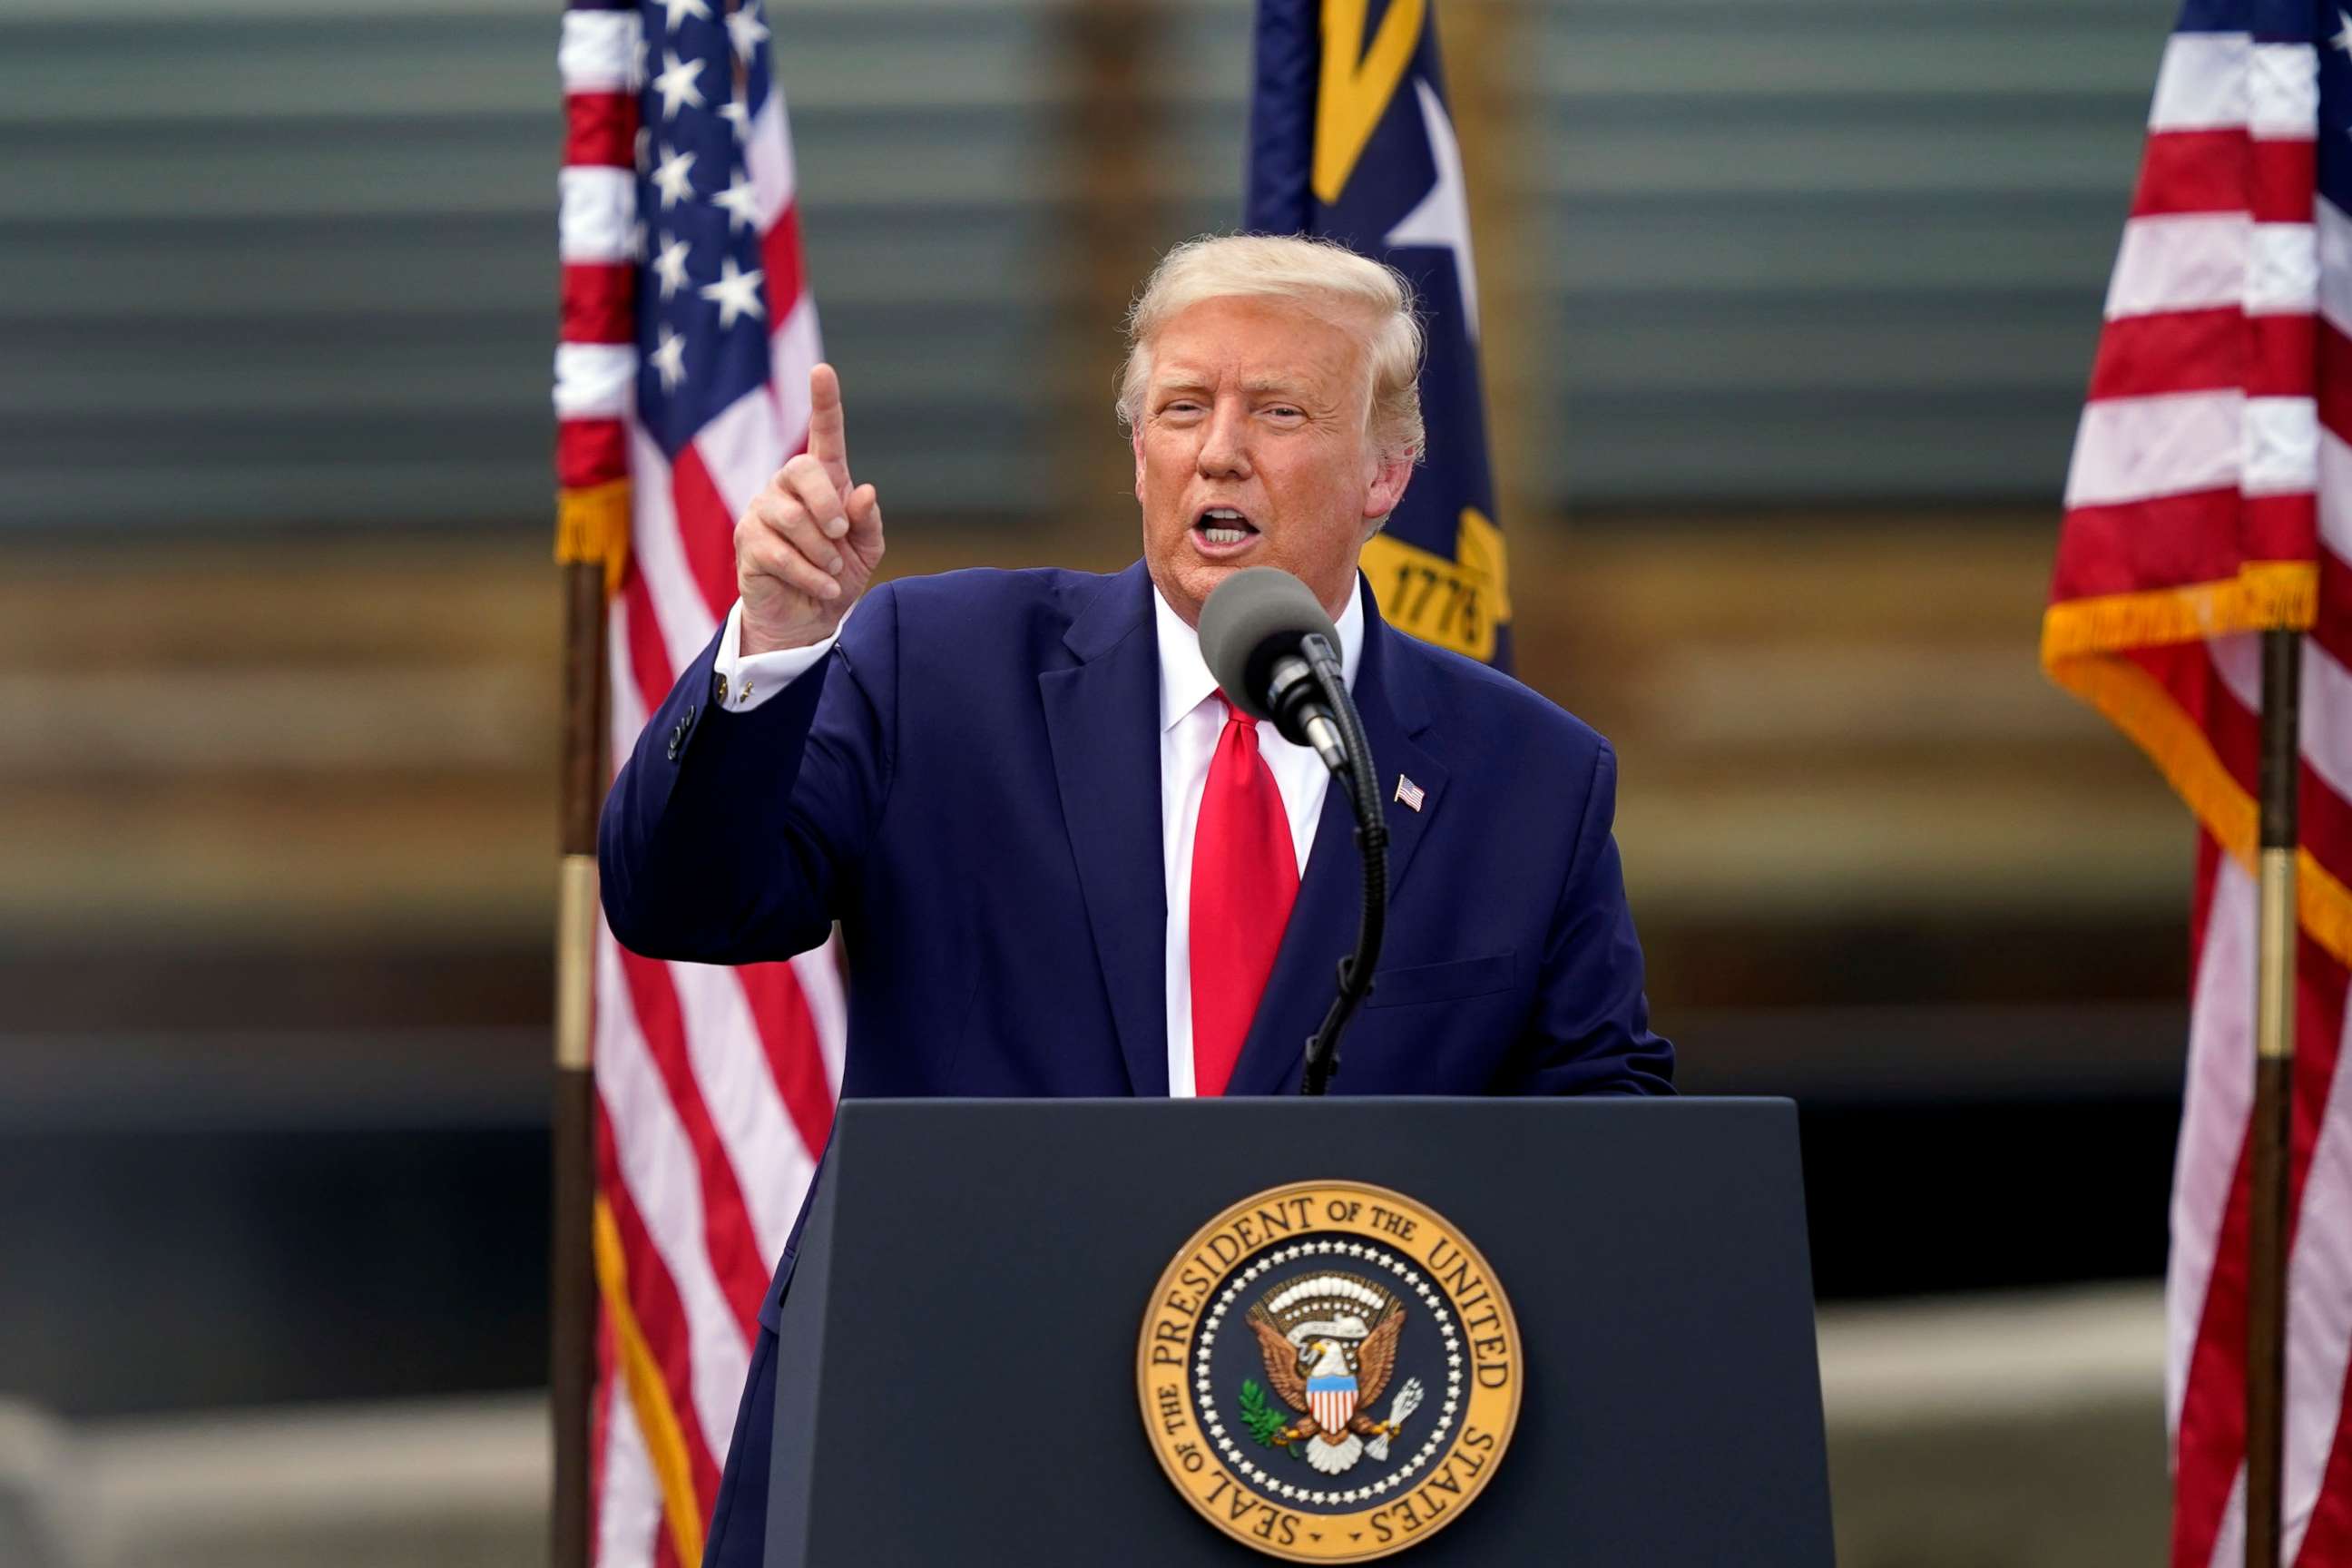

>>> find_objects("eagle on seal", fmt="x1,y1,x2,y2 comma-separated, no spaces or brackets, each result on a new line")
1248,1300,1423,1475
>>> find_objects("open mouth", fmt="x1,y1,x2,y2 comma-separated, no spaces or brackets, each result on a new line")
1191,506,1260,550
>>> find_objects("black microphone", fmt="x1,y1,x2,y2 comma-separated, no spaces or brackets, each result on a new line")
1197,567,1387,1096
1197,567,1348,776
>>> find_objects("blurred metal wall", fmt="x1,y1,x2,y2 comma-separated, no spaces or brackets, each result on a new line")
2,0,1060,530
1524,0,2174,505
1,0,2172,530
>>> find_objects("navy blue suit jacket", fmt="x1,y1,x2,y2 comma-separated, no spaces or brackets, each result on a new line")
598,560,1671,1565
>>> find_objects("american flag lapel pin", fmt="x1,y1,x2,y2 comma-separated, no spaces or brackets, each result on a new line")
1394,774,1425,812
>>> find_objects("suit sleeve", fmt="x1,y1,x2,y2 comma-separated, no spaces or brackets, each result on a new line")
597,583,901,964
1510,740,1676,1096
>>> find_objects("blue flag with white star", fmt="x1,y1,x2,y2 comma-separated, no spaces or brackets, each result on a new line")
1247,0,1510,669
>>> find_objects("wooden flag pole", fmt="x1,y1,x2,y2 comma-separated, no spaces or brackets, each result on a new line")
2249,626,2301,1568
550,531,616,1568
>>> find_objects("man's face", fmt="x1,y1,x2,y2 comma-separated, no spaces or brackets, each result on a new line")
1132,295,1414,626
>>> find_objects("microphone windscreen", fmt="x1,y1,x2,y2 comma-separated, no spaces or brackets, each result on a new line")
1197,567,1339,721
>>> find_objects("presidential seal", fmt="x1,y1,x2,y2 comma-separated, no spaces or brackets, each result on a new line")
1136,1181,1522,1561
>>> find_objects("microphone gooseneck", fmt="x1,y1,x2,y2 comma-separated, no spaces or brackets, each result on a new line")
1298,636,1385,1096
1197,568,1388,1096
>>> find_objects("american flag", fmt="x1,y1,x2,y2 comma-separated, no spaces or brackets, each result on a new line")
554,4,844,1564
2045,2,2352,1562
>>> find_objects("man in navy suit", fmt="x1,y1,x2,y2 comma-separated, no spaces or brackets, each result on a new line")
601,234,1671,1566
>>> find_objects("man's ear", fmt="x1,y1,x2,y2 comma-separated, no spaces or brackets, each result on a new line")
1363,448,1413,525
1132,424,1148,505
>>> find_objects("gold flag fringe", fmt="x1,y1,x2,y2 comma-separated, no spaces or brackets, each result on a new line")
2043,560,2352,967
592,1198,705,1568
2039,562,2316,665
557,480,632,599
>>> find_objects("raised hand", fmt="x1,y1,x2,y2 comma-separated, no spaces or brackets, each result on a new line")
733,363,887,654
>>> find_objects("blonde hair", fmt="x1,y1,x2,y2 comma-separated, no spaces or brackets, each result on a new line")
1116,233,1426,465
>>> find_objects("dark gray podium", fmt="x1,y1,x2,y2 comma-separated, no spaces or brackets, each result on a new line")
766,1097,1831,1564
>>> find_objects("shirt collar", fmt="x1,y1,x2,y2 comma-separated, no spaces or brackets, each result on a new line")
1154,574,1364,734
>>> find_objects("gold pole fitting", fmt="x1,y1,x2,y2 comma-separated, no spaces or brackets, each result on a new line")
555,853,599,1071
2258,846,2298,1063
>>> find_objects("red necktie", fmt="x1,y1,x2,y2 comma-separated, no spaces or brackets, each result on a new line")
1190,695,1300,1096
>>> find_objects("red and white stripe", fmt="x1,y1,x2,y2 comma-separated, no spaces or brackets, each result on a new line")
2062,21,2352,1565
1309,1387,1357,1436
559,7,843,1565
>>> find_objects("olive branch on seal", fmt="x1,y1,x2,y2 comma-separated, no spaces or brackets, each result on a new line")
1239,1377,1304,1458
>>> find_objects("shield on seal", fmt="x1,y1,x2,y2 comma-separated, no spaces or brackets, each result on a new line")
1307,1374,1358,1436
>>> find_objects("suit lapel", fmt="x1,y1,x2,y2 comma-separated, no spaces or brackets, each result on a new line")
1226,578,1449,1096
1039,564,1168,1096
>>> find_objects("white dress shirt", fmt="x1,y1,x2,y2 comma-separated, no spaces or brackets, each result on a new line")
1152,582,1362,1094
711,578,1366,1097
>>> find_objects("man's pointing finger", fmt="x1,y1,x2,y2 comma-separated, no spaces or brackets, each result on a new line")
808,362,848,481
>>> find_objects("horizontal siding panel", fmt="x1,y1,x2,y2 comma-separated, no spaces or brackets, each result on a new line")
1556,307,2105,396
1535,197,2123,294
1528,106,2150,200
1544,392,2087,505
0,116,1052,221
1525,3,2171,100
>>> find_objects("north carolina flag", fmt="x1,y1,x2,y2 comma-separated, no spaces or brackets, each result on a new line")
1247,0,1511,669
